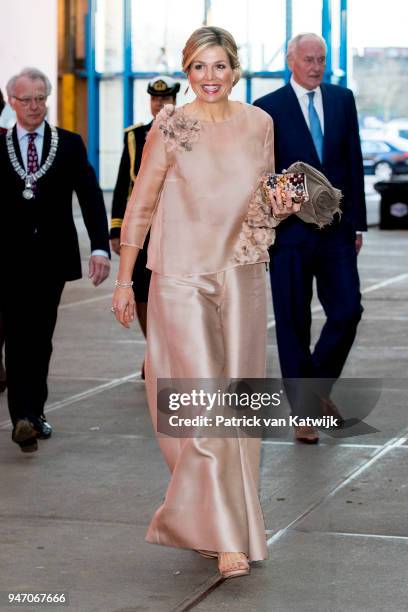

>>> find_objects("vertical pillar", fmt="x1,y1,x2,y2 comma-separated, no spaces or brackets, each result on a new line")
61,73,75,131
322,0,332,82
123,0,133,127
285,0,293,81
245,76,252,103
86,0,99,178
204,0,211,25
60,0,76,131
340,0,348,87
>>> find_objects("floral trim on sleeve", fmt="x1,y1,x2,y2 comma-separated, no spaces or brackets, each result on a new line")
233,182,280,265
157,104,201,152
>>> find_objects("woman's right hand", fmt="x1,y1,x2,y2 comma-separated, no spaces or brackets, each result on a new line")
269,186,302,220
112,287,136,328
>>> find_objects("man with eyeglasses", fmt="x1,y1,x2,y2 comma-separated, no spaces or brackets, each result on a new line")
0,67,111,453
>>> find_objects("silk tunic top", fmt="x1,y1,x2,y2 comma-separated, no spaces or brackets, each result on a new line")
120,102,275,276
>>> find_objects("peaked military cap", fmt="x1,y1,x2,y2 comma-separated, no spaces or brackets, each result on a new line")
147,76,180,97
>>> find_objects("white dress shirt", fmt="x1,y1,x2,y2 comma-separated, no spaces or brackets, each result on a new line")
16,121,45,170
290,76,325,134
289,77,363,236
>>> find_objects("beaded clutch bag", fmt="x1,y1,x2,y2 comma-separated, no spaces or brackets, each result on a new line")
262,170,309,205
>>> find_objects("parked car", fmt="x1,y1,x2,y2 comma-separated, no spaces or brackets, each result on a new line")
385,119,408,141
361,137,408,180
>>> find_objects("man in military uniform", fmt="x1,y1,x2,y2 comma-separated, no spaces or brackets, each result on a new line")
110,76,180,377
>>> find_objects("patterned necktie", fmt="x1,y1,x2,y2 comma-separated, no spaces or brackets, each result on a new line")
27,132,39,173
307,92,323,163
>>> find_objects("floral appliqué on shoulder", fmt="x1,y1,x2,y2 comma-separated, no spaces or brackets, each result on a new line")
157,104,201,152
233,182,280,265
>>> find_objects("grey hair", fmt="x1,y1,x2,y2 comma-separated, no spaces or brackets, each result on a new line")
6,67,52,97
287,33,327,60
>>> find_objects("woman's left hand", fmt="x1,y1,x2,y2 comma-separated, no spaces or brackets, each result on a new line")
111,287,136,328
269,187,302,220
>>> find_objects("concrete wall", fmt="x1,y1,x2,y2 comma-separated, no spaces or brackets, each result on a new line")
0,0,58,125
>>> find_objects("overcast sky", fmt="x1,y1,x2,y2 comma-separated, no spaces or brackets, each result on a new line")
350,0,408,47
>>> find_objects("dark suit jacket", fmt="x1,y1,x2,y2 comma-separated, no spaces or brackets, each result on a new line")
0,122,110,281
254,82,367,240
110,121,152,239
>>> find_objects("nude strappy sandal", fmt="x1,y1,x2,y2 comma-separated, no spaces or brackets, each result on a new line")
218,552,250,579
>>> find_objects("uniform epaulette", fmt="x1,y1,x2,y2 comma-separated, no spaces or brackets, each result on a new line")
124,122,144,133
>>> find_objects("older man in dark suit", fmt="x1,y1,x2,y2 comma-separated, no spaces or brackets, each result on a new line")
254,33,367,443
0,67,110,452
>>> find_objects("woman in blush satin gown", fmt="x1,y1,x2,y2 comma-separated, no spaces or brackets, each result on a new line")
112,26,301,579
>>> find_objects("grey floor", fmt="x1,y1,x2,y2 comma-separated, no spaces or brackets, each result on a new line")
1,189,407,612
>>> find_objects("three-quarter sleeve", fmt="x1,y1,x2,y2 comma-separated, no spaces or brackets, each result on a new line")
120,120,169,248
264,116,275,174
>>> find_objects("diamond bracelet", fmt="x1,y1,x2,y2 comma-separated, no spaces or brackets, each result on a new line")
115,280,134,288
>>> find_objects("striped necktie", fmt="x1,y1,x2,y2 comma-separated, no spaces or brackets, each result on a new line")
307,92,323,163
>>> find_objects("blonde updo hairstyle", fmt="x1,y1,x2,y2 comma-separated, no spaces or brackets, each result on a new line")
182,26,242,87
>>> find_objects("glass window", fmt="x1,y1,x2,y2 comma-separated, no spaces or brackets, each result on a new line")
361,141,374,154
95,0,124,72
292,0,322,37
362,140,390,154
229,77,247,102
99,79,124,190
133,79,153,124
251,78,285,102
88,0,348,182
131,0,203,72
209,0,286,72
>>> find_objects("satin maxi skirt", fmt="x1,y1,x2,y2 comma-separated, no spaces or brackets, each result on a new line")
144,263,268,561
